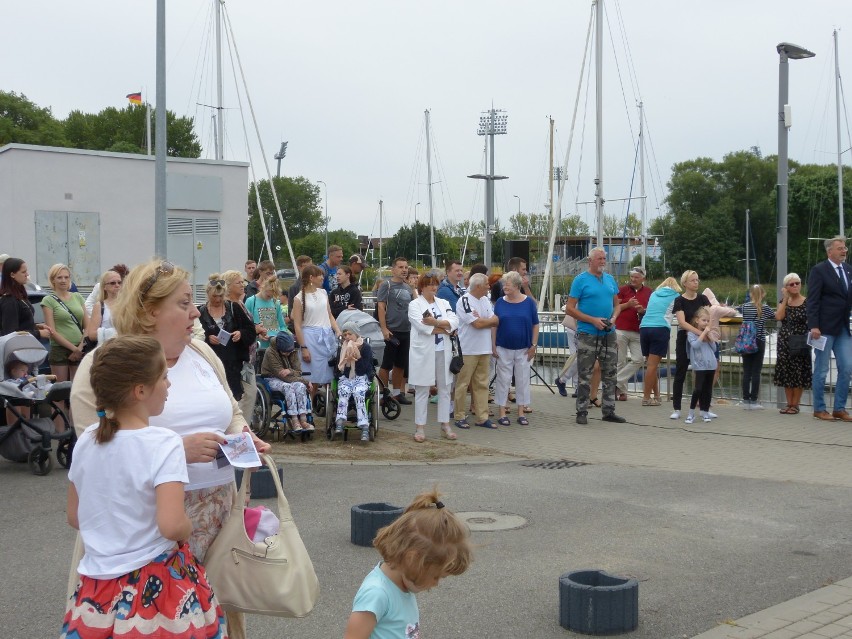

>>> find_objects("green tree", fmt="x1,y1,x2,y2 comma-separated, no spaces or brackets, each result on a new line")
385,222,451,268
291,229,360,266
248,176,323,261
559,214,590,236
0,91,67,146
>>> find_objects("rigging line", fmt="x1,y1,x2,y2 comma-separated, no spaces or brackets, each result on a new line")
169,0,211,76
186,0,214,122
798,36,835,162
618,139,640,250
639,112,667,215
611,0,642,105
223,6,295,267
604,4,635,144
403,120,426,232
189,5,215,153
840,75,852,161
574,27,595,211
532,121,551,218
539,1,594,309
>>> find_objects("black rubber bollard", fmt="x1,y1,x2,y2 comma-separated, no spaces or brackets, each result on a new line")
559,569,639,635
351,502,404,547
234,466,284,500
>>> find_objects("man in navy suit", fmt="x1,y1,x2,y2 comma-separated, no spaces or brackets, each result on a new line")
806,236,852,421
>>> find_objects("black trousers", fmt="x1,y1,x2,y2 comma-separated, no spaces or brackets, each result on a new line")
740,340,766,402
689,370,714,411
672,330,689,410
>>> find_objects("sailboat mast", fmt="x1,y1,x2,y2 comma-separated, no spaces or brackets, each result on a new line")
835,29,844,237
379,200,383,271
594,0,604,248
548,116,555,308
215,0,224,160
425,109,436,268
639,102,646,270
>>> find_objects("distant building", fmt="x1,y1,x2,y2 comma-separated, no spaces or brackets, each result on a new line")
0,144,248,297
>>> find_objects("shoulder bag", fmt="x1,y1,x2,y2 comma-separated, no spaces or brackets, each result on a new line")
787,333,810,357
204,454,320,617
449,332,464,374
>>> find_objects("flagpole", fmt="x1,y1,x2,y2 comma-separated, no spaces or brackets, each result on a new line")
155,0,167,258
146,97,152,156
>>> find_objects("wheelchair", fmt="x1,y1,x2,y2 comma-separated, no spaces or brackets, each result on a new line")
323,371,380,442
249,348,314,442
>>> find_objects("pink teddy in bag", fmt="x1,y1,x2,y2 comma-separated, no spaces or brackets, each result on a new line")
244,505,280,542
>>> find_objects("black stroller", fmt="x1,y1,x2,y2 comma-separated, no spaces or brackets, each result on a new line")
0,332,75,475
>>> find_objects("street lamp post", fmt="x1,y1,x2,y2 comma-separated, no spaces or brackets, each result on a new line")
317,180,328,258
776,42,815,301
469,108,508,269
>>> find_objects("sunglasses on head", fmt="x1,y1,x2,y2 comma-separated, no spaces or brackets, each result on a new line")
140,261,175,297
209,279,226,287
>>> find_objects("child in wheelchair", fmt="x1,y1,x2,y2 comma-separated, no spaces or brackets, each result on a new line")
260,331,314,432
335,321,374,441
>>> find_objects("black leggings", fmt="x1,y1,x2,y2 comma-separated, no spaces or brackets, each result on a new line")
689,370,714,412
672,331,689,410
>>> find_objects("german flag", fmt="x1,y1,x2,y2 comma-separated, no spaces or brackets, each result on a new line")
126,92,142,105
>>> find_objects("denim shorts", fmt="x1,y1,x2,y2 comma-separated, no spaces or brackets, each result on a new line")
640,327,670,357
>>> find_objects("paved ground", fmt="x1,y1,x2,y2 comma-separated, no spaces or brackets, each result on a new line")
2,387,851,639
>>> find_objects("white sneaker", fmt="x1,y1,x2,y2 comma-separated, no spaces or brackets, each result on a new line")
706,411,718,419
684,413,695,424
361,429,370,442
670,410,680,420
751,402,764,410
740,401,752,410
703,415,712,423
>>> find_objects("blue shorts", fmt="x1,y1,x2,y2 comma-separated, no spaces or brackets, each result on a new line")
640,327,670,357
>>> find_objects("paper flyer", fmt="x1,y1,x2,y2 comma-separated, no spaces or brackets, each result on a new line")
217,431,261,468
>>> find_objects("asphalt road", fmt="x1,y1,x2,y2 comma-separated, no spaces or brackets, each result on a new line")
3,457,851,639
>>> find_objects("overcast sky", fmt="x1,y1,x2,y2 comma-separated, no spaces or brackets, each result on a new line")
6,0,851,241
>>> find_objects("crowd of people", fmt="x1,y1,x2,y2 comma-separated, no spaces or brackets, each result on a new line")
2,237,851,638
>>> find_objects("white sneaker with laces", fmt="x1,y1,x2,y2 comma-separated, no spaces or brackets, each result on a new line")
706,411,718,419
684,413,695,424
670,410,680,420
703,415,712,422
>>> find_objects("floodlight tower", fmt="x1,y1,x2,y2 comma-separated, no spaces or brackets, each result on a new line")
468,108,508,269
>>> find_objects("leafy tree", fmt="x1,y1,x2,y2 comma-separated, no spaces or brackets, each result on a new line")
385,222,451,268
290,229,360,266
0,91,67,146
248,176,323,261
559,214,590,236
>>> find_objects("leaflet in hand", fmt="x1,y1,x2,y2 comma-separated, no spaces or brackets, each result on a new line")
218,431,261,468
217,328,232,345
807,334,827,351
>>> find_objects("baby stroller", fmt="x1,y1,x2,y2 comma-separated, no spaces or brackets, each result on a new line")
323,335,381,442
0,332,75,475
332,309,401,421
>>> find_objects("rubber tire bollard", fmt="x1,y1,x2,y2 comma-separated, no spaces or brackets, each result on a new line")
351,502,404,547
234,466,284,500
559,569,638,635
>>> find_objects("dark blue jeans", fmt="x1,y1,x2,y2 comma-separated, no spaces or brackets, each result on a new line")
740,340,766,402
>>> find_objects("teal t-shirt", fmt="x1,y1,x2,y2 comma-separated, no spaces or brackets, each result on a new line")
568,271,618,335
245,294,286,349
352,563,420,639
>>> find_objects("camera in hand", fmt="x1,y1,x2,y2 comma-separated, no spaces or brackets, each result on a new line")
601,318,613,331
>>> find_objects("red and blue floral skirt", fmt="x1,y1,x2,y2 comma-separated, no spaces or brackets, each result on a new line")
61,542,226,639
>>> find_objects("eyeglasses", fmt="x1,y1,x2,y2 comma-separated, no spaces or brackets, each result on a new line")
788,282,801,286
140,261,175,298
209,279,226,287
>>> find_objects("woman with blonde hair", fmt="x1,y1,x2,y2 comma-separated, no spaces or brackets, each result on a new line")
735,284,776,409
774,272,811,414
639,276,682,406
223,269,259,417
70,259,270,638
87,270,122,346
42,263,88,386
670,271,711,420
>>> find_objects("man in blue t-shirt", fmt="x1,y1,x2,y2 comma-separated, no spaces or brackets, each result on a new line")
566,247,625,425
319,245,344,292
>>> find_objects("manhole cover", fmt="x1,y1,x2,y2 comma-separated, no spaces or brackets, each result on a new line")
455,511,528,532
520,460,588,469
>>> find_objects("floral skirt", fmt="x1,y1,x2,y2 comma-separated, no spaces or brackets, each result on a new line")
60,542,227,639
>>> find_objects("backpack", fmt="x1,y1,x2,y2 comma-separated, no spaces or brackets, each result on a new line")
734,321,758,354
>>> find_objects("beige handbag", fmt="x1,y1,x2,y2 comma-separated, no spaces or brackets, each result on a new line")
204,454,320,617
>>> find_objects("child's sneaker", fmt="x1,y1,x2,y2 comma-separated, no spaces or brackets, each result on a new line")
703,414,712,423
670,410,680,420
361,428,370,442
335,418,344,434
684,412,695,424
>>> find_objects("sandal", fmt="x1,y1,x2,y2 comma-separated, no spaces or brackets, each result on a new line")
642,399,651,406
414,427,426,442
497,416,511,426
648,398,661,406
517,416,529,426
441,425,458,440
590,398,602,408
780,406,793,414
790,405,800,414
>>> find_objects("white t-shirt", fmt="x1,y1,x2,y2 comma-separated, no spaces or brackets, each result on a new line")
295,288,332,328
456,292,495,355
151,347,235,490
70,424,188,579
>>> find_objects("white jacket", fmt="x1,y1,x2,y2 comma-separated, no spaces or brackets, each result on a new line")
407,295,459,387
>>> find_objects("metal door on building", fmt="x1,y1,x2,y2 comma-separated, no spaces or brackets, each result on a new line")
167,216,221,302
34,211,101,288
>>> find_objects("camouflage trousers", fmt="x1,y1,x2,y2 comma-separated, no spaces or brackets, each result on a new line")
575,331,618,416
